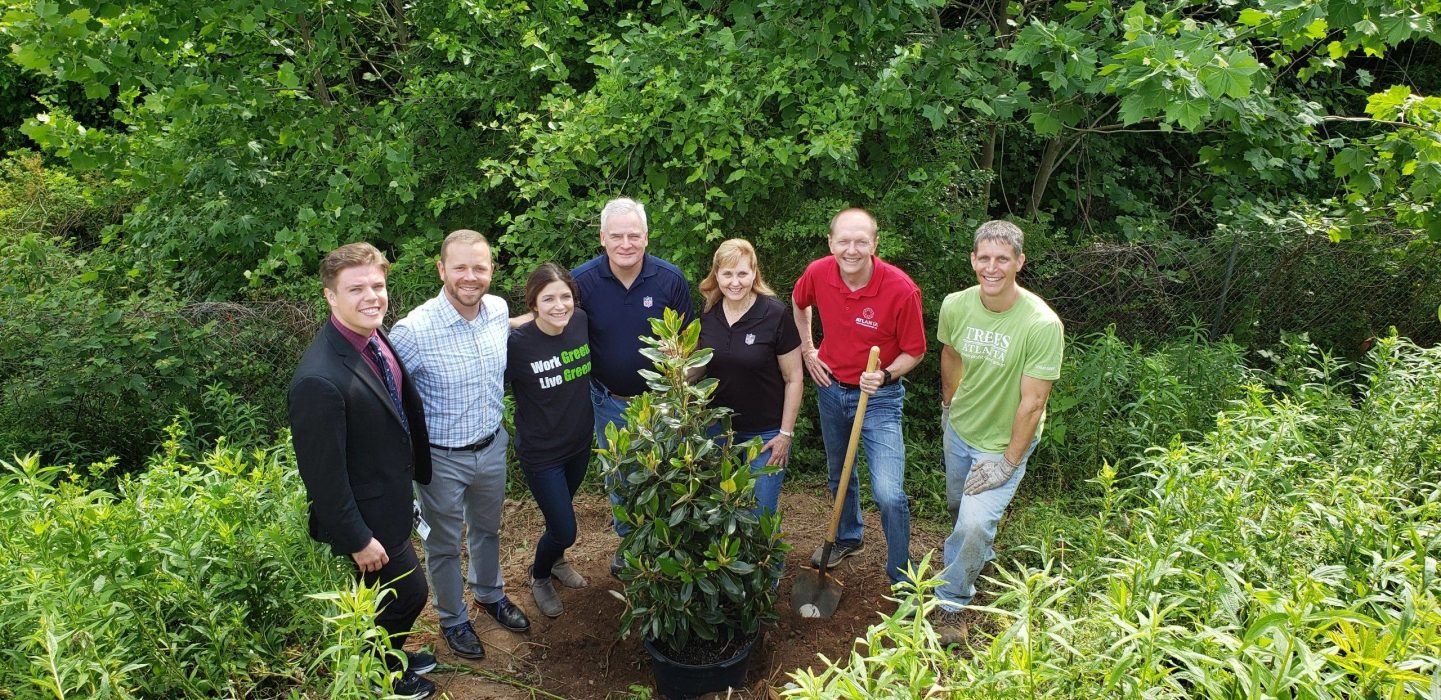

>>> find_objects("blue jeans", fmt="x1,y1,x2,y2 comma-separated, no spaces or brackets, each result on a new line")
815,380,911,583
936,423,1038,607
522,450,590,580
591,381,632,537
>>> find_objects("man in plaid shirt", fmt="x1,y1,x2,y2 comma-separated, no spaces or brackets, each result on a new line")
391,229,529,661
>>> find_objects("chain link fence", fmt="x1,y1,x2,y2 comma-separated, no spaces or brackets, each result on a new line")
211,231,1440,438
1026,231,1441,353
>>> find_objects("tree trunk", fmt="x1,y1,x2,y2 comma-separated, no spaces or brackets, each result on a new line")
296,15,334,106
980,123,998,210
390,0,409,47
980,0,1011,215
1027,135,1064,219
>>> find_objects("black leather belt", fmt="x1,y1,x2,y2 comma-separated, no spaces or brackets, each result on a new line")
431,430,498,452
827,372,861,390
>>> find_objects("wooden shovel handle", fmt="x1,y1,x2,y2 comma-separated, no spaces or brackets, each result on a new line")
825,346,881,545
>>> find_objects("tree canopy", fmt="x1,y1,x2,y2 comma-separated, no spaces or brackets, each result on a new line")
2,0,1438,293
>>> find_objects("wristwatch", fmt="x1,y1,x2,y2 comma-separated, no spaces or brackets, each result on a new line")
880,368,894,385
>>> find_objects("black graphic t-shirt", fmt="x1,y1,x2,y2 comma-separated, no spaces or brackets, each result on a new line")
506,309,594,469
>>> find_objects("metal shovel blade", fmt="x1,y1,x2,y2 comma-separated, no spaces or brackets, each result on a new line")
791,564,844,619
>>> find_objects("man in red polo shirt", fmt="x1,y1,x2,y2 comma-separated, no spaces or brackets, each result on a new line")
793,208,927,584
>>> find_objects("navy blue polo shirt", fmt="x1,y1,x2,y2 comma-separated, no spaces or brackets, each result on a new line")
572,253,695,397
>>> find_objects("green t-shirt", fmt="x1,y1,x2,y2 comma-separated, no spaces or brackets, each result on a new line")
938,286,1064,453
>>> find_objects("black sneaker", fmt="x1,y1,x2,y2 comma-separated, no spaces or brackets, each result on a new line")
810,541,864,568
610,551,625,579
477,595,531,633
406,649,437,675
393,669,437,699
442,620,485,660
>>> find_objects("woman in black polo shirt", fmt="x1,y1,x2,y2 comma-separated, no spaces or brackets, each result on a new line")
506,263,593,619
697,238,803,516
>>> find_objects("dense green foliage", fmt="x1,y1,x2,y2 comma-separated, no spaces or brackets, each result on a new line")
787,334,1441,697
4,0,1438,291
599,310,786,651
3,0,1439,464
0,428,388,698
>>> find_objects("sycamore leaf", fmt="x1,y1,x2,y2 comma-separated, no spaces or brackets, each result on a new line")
277,62,299,90
1165,98,1210,130
1238,8,1269,26
1029,109,1062,136
1118,93,1154,124
1199,63,1252,100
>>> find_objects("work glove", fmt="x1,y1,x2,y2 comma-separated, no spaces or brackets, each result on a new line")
964,454,1020,496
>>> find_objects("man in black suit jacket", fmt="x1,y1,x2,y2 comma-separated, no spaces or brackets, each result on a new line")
289,242,436,698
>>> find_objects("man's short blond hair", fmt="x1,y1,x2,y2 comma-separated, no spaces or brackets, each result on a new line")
974,220,1024,256
320,242,390,290
440,229,491,262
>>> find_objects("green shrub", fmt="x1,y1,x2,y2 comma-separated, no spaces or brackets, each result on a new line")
0,151,125,244
0,429,396,697
598,310,786,651
0,232,308,466
787,333,1441,698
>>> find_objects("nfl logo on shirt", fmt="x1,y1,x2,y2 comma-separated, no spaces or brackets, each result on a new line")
643,296,654,308
745,333,756,345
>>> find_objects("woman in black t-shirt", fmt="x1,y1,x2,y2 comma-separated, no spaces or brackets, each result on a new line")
696,239,803,517
506,263,594,618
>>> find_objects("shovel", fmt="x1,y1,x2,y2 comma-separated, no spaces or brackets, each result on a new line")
791,346,880,619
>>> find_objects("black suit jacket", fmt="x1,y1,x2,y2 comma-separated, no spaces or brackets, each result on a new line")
288,320,432,556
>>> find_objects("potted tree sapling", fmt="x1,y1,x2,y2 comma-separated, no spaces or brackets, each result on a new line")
598,309,788,700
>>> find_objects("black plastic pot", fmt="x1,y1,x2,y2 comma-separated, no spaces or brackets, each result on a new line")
643,634,757,700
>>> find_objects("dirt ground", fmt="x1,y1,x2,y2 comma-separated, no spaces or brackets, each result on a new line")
403,488,948,699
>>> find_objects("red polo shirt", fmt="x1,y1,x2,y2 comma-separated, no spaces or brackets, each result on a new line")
792,255,926,384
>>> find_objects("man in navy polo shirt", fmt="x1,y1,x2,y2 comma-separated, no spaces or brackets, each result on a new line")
572,197,695,575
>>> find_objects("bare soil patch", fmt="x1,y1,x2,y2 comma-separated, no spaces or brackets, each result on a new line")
404,488,946,699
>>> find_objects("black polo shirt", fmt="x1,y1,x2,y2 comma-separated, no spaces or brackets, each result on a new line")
699,295,801,433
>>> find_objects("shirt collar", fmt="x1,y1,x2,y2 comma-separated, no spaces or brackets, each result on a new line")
330,315,377,351
434,290,489,326
826,255,885,298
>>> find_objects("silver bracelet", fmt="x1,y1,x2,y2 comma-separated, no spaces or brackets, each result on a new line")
778,429,794,438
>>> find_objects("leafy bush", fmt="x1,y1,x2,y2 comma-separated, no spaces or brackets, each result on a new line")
0,151,124,243
598,310,786,653
0,429,387,697
786,334,1441,698
0,230,309,466
1035,325,1253,488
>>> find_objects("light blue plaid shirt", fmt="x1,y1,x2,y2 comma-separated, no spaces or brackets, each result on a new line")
390,291,509,447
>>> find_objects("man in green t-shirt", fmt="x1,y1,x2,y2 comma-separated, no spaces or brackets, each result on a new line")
930,220,1064,645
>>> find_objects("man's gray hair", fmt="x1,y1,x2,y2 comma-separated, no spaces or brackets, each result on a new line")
974,220,1024,256
599,197,648,234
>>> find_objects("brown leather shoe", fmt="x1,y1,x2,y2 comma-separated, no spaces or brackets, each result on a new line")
927,606,968,647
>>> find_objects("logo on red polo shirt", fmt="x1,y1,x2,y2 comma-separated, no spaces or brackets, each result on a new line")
856,306,879,329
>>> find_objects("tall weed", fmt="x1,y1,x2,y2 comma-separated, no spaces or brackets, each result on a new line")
0,427,383,697
787,334,1441,698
